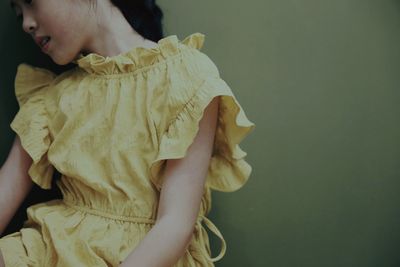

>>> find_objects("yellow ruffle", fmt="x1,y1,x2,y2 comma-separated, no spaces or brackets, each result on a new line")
149,57,256,193
9,63,57,190
72,32,205,75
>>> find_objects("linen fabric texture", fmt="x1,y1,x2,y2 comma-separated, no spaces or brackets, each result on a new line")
0,32,255,267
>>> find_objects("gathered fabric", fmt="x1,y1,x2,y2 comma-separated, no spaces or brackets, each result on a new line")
0,32,256,267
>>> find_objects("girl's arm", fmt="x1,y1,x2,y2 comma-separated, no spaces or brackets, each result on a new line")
119,97,220,267
0,136,34,236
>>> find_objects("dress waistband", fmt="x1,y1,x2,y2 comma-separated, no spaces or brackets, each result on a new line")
62,199,226,262
62,199,157,224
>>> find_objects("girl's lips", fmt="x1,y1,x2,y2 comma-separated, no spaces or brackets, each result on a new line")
41,39,51,53
35,36,49,47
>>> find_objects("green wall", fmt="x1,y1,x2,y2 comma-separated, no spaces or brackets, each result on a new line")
1,0,400,266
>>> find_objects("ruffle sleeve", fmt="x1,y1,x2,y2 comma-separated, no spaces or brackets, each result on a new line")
149,39,256,192
9,63,57,190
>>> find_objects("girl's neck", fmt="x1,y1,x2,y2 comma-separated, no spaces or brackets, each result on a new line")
80,2,157,57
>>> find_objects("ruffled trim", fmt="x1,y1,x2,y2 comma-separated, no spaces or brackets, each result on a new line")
0,231,37,266
149,76,256,193
9,63,56,190
71,32,205,75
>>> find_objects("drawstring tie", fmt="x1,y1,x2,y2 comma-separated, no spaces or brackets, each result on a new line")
195,214,227,262
63,199,226,262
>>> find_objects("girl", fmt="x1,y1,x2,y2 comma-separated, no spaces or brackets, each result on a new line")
0,0,256,266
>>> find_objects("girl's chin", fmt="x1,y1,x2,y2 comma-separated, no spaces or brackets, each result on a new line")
52,56,74,66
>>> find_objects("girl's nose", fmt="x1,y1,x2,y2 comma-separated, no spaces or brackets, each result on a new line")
22,16,37,34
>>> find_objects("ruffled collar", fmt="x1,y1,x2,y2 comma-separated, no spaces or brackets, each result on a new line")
71,32,205,75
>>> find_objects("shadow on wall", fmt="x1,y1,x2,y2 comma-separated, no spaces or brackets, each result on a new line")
397,0,400,14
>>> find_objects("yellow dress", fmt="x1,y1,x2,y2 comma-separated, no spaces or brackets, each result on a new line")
0,32,256,267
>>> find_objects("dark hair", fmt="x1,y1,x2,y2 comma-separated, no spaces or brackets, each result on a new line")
90,0,164,42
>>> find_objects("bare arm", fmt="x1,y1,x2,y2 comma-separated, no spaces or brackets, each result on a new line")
119,97,220,267
0,136,34,236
